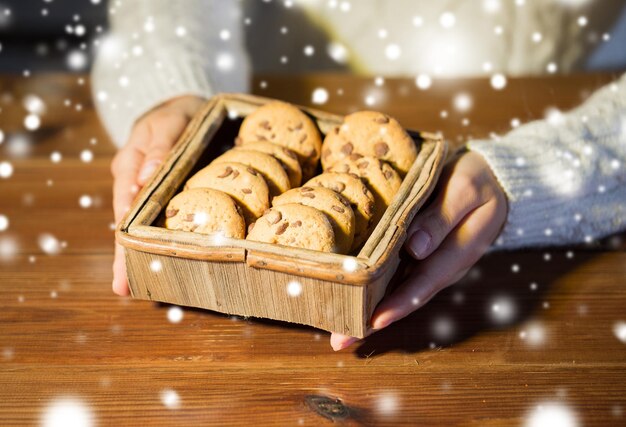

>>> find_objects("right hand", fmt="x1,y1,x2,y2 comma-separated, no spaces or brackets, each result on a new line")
110,95,207,296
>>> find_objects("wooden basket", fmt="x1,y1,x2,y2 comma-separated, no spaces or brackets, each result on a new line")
117,94,447,338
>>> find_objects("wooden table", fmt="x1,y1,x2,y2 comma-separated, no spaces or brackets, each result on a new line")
1,73,625,426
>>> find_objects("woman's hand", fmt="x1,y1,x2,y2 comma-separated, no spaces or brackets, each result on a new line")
330,150,509,351
110,95,207,296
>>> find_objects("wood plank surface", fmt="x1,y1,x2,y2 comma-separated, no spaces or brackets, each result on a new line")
0,72,625,426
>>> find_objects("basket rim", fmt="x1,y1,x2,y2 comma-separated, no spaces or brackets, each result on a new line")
116,93,447,286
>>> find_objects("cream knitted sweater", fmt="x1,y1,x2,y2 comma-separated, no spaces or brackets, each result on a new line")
91,0,626,249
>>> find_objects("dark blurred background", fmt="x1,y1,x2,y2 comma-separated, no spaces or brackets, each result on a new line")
1,0,625,74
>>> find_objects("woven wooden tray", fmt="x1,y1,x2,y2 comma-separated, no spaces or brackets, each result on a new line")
117,93,447,338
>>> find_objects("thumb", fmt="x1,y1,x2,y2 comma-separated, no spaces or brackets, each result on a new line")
137,113,190,186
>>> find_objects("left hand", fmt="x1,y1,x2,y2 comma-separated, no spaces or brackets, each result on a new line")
330,150,509,351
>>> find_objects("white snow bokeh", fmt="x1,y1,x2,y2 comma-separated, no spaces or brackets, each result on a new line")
431,316,455,342
167,306,184,323
286,280,302,297
311,87,329,105
80,149,93,163
524,402,579,427
23,94,46,115
489,296,517,324
490,73,507,90
38,233,61,255
150,259,162,272
79,195,93,209
519,321,547,347
0,214,8,231
0,161,14,178
0,236,18,262
67,50,88,71
160,389,180,409
453,93,472,112
342,257,357,272
42,397,94,427
415,73,432,90
376,391,399,416
439,12,456,29
327,41,349,64
613,321,626,343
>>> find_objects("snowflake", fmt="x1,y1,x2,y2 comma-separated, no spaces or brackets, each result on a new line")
384,44,401,61
453,93,472,112
150,259,162,272
0,161,14,178
216,52,235,72
342,257,357,272
0,214,8,231
23,94,46,114
67,50,88,70
80,149,93,163
439,12,456,29
483,0,502,14
160,389,180,409
490,296,516,324
524,402,578,427
614,321,626,343
175,26,187,37
532,32,543,43
432,316,455,341
79,195,92,208
118,75,130,87
38,233,61,255
303,45,315,56
490,73,507,90
311,88,329,105
412,16,424,27
376,391,399,416
415,74,432,90
519,321,546,346
327,41,349,64
167,306,184,323
219,29,230,41
286,280,302,297
42,397,94,427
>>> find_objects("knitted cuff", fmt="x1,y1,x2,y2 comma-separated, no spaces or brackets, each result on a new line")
467,135,582,250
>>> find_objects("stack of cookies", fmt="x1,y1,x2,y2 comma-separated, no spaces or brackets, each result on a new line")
164,100,417,255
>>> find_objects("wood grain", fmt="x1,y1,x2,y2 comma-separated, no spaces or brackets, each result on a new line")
0,73,625,426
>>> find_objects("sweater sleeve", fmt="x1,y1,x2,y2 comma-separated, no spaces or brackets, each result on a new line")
90,0,250,148
467,73,626,249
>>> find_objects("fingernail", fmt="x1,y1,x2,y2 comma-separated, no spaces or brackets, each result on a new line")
408,229,430,258
138,160,160,183
332,337,359,351
373,316,393,330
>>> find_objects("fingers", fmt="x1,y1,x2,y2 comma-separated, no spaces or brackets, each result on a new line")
111,145,143,224
330,332,360,351
137,112,189,186
112,243,130,296
372,199,504,330
406,171,486,260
